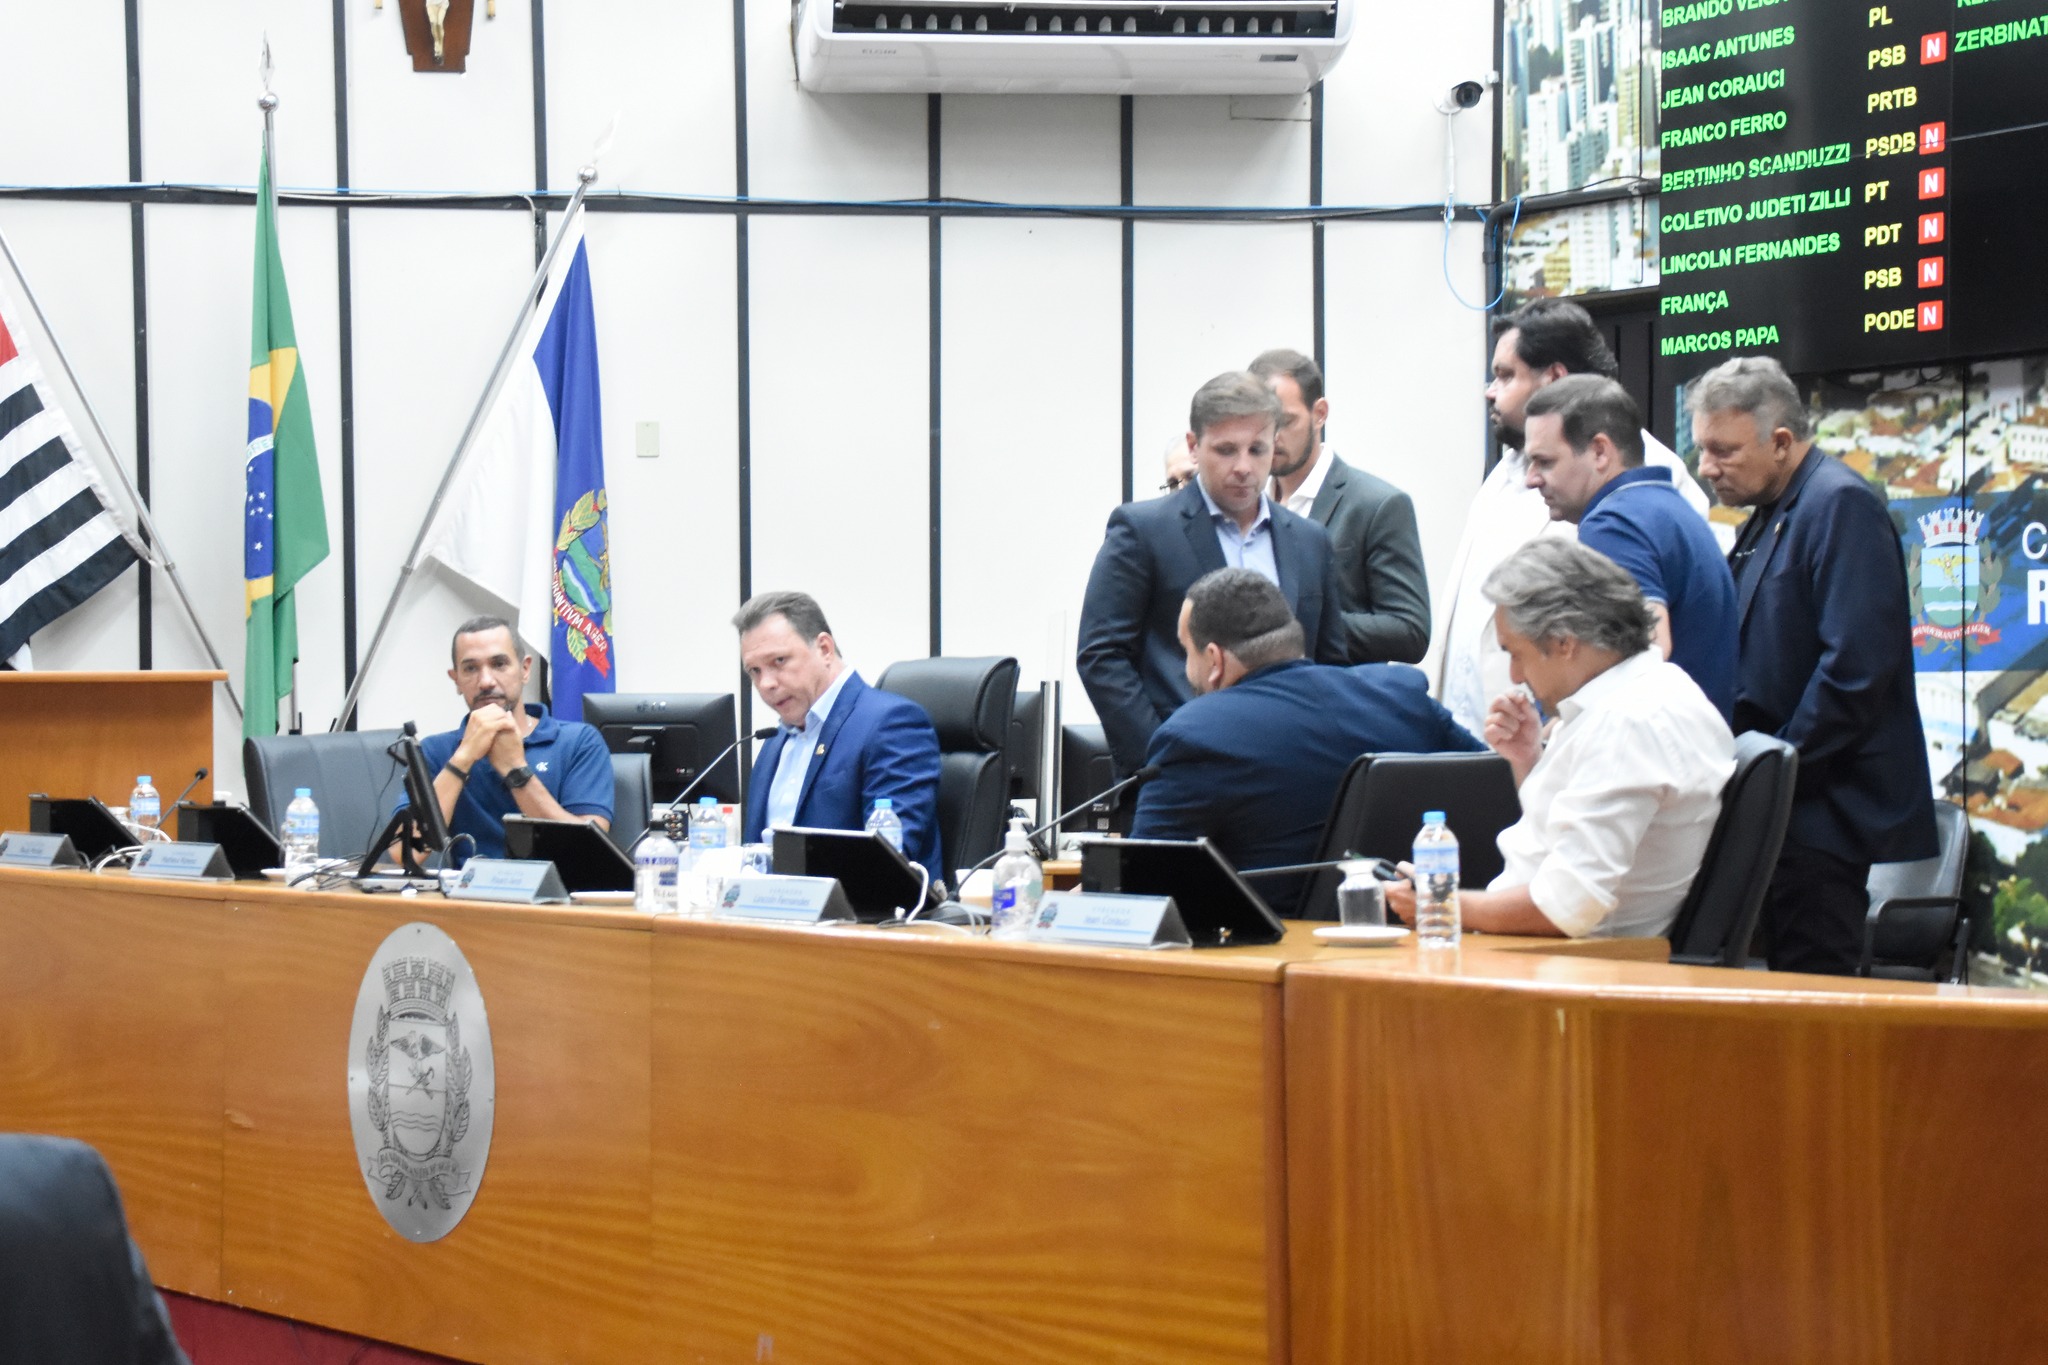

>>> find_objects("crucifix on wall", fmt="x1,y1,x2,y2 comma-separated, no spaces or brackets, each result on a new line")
383,0,494,73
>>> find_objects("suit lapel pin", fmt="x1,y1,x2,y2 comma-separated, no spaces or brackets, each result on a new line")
817,743,827,756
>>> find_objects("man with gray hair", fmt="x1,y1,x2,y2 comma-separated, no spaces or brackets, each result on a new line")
1079,371,1344,776
1694,355,1935,974
1387,539,1734,940
1131,568,1481,914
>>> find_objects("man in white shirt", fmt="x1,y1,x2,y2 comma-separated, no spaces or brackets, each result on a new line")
1389,538,1735,940
1426,298,1715,736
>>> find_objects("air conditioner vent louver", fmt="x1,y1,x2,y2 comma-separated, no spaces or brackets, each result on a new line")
831,1,1335,39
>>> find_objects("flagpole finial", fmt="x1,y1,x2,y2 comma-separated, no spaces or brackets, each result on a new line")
578,165,597,186
259,35,277,109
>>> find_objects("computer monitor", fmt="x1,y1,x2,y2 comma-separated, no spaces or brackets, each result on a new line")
502,815,636,893
175,801,284,880
771,826,929,922
1080,837,1287,948
582,693,740,805
29,795,134,861
359,724,452,877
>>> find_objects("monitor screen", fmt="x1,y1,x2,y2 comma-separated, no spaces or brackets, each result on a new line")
502,815,636,893
1080,837,1286,948
175,802,284,879
582,693,740,804
29,795,133,860
771,826,926,922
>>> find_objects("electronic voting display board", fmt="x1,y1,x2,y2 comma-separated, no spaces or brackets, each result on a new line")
1654,0,2048,388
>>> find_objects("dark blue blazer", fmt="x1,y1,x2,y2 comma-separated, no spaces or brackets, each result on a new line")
1077,483,1346,773
1130,659,1484,913
1732,448,1936,863
742,672,946,887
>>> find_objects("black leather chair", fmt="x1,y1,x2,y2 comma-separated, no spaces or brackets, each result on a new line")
1299,752,1522,920
1861,799,1970,982
609,751,653,853
876,655,1020,880
243,728,405,862
1665,731,1799,967
1008,689,1043,803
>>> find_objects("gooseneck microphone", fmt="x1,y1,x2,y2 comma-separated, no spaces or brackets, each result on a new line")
669,726,779,808
167,767,209,812
962,764,1162,879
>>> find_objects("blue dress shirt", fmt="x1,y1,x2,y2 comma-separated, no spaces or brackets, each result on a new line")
1197,483,1280,585
764,666,857,830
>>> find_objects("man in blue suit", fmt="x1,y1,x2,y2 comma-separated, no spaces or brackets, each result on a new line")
1080,371,1347,775
735,591,945,890
1693,357,1937,975
1131,568,1483,914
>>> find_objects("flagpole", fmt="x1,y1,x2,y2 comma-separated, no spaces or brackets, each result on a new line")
333,167,597,732
0,225,244,717
261,73,293,734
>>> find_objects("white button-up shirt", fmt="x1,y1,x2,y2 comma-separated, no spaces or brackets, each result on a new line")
1274,443,1338,519
1492,650,1735,939
1428,430,1712,736
764,665,857,830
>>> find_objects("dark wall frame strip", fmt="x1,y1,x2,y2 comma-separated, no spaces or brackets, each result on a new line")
926,93,942,657
333,0,360,716
124,0,151,668
1311,81,1326,377
1120,95,1135,507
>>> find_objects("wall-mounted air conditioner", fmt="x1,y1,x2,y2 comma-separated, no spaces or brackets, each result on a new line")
792,0,1353,95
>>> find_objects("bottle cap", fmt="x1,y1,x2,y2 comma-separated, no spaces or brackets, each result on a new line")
137,776,151,785
874,798,893,810
698,795,718,806
1005,817,1031,850
295,787,312,798
1423,810,1445,823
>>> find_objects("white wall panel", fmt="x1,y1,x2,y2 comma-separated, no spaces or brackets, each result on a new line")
1321,5,1494,207
349,209,536,737
139,2,337,189
1134,96,1311,208
939,96,1120,205
1,202,143,671
938,218,1121,690
743,0,925,200
746,215,927,730
142,204,344,785
0,7,129,184
543,4,735,196
583,211,741,698
347,1,535,192
1323,220,1488,622
1131,222,1313,464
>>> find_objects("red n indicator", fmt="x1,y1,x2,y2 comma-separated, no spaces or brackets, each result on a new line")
1919,256,1946,288
1922,32,1948,63
1919,300,1945,332
1919,166,1945,199
1919,211,1947,244
1920,122,1947,153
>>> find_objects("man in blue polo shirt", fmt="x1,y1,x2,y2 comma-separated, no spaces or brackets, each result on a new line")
1520,375,1737,719
392,615,614,859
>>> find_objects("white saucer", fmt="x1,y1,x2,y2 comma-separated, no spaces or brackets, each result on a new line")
260,867,289,882
1313,924,1410,946
570,890,638,906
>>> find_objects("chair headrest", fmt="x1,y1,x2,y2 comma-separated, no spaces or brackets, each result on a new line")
876,656,1020,752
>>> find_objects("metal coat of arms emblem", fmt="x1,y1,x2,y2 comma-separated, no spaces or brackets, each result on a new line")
345,922,496,1242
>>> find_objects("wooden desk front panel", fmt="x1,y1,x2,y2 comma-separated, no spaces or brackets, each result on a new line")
0,873,227,1298
651,925,1288,1365
217,896,654,1365
1286,967,2048,1364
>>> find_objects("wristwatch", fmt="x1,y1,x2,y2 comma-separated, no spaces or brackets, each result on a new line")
504,764,534,790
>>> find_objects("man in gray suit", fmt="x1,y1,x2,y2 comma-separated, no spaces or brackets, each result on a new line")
1249,349,1430,663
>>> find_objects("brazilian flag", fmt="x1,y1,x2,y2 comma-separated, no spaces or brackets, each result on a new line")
243,144,329,738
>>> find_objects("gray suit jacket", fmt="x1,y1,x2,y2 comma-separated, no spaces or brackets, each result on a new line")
1304,453,1431,664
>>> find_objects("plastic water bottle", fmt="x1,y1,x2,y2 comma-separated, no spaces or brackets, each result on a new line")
282,787,321,880
688,796,728,859
128,775,160,832
635,828,680,915
1412,811,1462,950
989,818,1044,937
866,798,904,852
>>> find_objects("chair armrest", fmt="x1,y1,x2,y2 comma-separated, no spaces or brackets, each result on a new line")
1862,895,1963,977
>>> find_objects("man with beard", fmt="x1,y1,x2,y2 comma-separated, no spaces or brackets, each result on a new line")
391,614,615,859
1426,298,1713,736
1249,347,1430,663
1130,568,1481,914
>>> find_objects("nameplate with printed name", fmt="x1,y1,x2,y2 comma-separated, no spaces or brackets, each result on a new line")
0,831,85,869
445,858,569,905
130,841,233,881
714,874,856,924
1023,891,1191,949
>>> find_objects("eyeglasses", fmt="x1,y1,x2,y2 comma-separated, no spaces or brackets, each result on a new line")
1161,475,1191,492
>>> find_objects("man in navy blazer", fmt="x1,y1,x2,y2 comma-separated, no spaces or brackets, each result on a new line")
1079,371,1346,775
1693,357,1937,975
1132,569,1483,915
735,592,946,890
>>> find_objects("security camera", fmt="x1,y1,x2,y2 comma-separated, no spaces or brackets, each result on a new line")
1435,79,1488,114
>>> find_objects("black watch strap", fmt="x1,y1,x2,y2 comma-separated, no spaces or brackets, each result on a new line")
444,760,471,783
504,764,535,790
